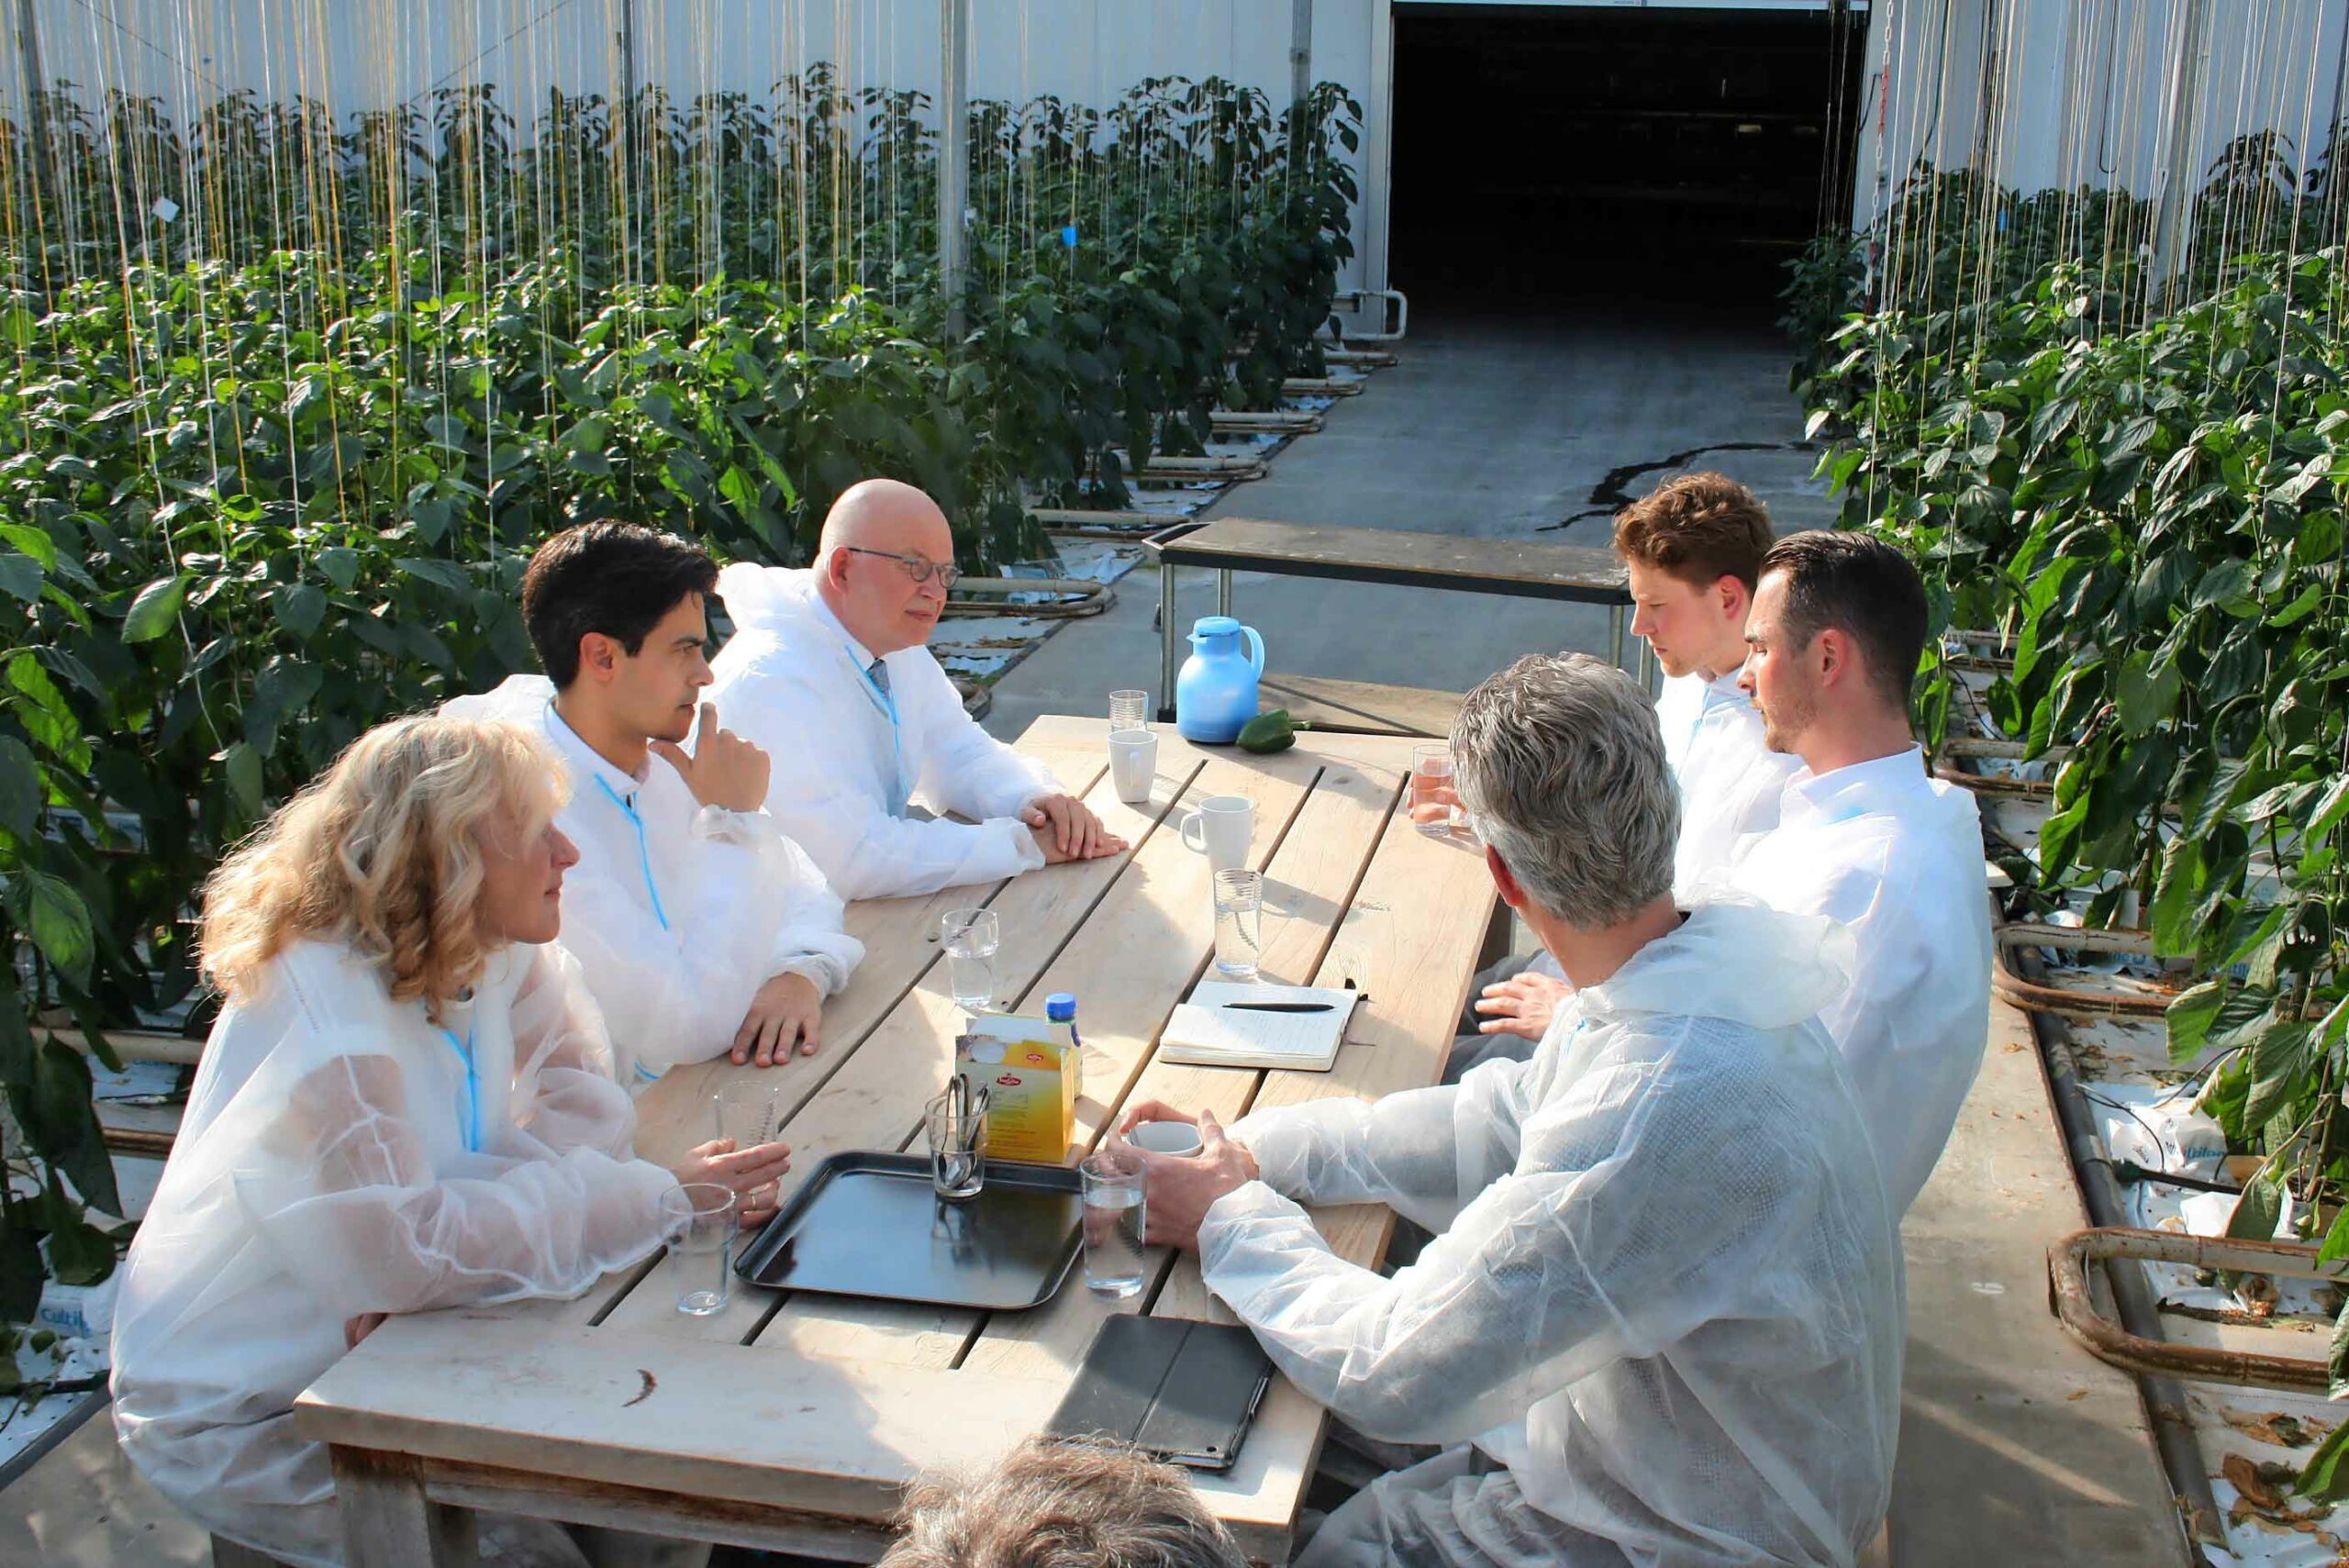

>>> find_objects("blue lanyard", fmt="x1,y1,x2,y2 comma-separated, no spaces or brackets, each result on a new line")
590,774,670,930
436,1019,483,1153
843,641,910,817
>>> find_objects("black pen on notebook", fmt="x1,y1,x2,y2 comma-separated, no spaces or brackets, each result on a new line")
1219,998,1368,1013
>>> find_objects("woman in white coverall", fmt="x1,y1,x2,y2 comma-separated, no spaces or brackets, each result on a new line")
110,716,788,1568
1125,655,1903,1568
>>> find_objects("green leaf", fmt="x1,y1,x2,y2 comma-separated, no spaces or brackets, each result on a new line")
2305,1399,2349,1498
11,1040,120,1218
2227,1171,2285,1244
122,573,192,641
395,558,472,594
2192,557,2258,610
0,735,38,841
274,582,327,639
0,1229,39,1322
222,740,263,816
2243,1024,2314,1131
0,552,42,603
10,872,93,989
2165,978,2228,1064
2115,652,2180,737
2310,776,2349,846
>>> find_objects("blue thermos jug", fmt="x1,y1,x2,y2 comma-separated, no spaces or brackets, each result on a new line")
1175,616,1265,743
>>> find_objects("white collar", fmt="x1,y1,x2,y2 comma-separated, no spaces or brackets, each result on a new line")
542,698,648,801
807,590,885,674
1780,745,1932,826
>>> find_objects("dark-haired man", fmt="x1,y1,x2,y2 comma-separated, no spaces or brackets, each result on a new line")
1727,529,1992,1213
448,521,863,1087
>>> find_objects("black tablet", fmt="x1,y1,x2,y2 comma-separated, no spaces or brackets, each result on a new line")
1044,1315,1275,1473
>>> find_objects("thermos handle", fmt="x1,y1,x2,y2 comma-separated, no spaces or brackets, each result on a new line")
1241,625,1264,674
1181,811,1207,853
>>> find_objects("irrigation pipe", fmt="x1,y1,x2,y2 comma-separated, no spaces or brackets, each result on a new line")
2009,932,2226,1551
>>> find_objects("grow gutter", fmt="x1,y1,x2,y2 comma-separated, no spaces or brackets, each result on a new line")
2010,934,2227,1552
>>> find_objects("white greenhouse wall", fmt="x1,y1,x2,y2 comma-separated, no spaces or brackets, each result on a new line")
1852,0,2349,227
0,0,1382,295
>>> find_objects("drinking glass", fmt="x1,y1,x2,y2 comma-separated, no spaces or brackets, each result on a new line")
941,907,1000,1012
658,1183,739,1317
1213,869,1264,982
1108,689,1151,732
712,1079,781,1152
1081,1146,1149,1298
926,1088,989,1201
1410,745,1463,835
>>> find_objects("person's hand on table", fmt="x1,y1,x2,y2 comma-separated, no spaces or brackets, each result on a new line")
1023,793,1127,863
1474,970,1572,1040
1119,1109,1259,1252
671,1137,793,1228
732,971,823,1065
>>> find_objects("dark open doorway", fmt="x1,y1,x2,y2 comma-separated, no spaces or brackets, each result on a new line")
1387,3,1869,319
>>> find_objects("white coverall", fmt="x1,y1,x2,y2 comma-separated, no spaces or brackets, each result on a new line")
1653,668,1801,896
1446,666,1796,1079
1728,745,1993,1214
1208,900,1903,1568
445,676,863,1086
111,940,681,1567
706,563,1059,899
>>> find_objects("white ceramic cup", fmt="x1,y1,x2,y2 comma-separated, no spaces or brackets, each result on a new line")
1108,730,1158,804
1179,795,1253,873
1129,1119,1205,1157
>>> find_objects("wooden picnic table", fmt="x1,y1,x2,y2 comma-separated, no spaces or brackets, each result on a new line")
295,717,1499,1567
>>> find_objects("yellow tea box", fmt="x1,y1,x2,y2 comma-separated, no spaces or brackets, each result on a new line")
955,1012,1079,1163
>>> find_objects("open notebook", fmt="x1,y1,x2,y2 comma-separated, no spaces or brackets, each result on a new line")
1159,983,1365,1072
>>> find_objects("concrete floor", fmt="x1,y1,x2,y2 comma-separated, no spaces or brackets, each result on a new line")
985,306,1835,742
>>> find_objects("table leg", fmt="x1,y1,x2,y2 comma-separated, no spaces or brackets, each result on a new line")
1159,558,1181,722
1609,605,1626,672
332,1446,476,1568
1217,567,1233,617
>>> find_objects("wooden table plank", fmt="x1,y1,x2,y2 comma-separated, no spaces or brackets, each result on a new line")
295,1317,1063,1520
742,730,1327,1366
597,749,1203,1340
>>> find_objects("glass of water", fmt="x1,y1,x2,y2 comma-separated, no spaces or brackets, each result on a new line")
1213,869,1263,982
658,1183,739,1318
941,907,999,1012
712,1079,780,1152
1108,689,1151,732
1410,744,1463,835
1081,1146,1149,1299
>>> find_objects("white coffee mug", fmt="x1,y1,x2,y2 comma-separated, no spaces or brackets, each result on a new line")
1180,795,1253,873
1129,1120,1205,1157
1108,730,1158,805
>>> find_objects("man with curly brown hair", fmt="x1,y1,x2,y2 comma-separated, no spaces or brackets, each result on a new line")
1465,473,1798,1062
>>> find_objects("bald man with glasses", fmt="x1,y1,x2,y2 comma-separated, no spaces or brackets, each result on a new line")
708,479,1126,899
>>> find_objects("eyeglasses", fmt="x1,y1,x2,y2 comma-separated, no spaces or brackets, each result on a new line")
844,546,963,590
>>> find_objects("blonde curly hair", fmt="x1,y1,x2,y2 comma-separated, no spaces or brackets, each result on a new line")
199,713,568,1022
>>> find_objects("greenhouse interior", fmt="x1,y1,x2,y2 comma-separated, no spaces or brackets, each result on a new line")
4,1,2349,1565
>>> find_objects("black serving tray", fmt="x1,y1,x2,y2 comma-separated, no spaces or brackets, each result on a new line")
733,1151,1085,1311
